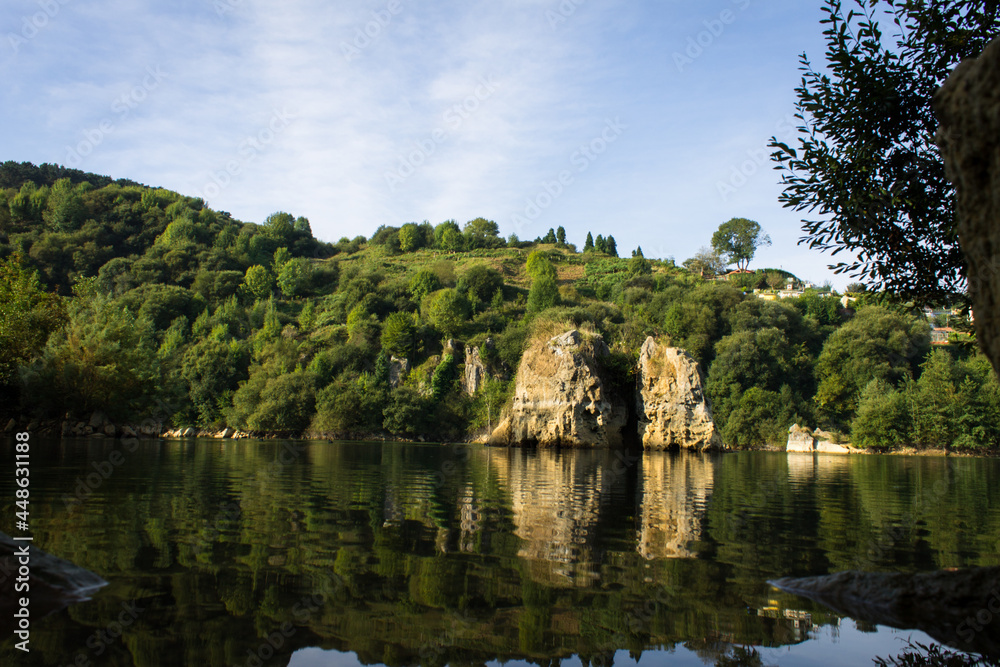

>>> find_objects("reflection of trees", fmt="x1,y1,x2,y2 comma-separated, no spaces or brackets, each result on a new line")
2,441,998,666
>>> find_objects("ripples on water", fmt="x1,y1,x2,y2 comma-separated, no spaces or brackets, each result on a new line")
1,439,998,666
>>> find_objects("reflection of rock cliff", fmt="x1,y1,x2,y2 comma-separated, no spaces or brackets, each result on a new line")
637,454,714,559
489,448,612,586
637,338,722,451
489,330,626,448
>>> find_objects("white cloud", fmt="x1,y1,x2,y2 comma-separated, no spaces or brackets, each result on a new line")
0,0,856,287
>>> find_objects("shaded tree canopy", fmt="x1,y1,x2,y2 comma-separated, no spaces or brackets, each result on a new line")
769,0,1000,303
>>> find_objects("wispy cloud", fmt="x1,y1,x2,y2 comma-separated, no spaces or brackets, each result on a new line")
0,0,851,286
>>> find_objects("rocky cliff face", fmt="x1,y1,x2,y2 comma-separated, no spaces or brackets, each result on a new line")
935,36,1000,377
488,330,627,448
636,337,722,451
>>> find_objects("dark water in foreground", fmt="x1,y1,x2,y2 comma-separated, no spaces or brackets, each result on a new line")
2,439,1000,666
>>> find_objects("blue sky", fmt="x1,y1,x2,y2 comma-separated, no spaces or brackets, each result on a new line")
1,0,853,287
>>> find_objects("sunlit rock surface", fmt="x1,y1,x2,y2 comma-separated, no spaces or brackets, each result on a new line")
489,330,626,448
637,337,722,451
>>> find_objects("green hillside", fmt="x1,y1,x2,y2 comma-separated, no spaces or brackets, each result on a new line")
1,161,997,451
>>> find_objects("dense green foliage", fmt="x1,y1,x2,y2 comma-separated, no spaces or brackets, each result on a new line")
770,0,1000,302
1,161,997,449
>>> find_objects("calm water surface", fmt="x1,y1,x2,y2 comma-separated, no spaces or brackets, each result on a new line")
2,439,999,666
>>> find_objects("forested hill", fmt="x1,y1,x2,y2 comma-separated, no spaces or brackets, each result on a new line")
1,161,997,452
0,160,146,191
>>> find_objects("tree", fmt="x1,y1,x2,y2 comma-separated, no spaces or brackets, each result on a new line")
846,282,868,294
556,226,566,245
44,178,86,232
463,217,503,249
276,258,313,298
399,222,424,252
441,226,465,252
543,228,557,244
380,311,417,358
272,246,291,269
263,211,295,245
527,273,560,314
0,254,66,383
852,379,912,449
459,264,504,303
711,218,770,271
433,220,461,248
229,368,317,434
814,305,929,423
427,289,470,337
584,232,594,252
911,349,960,447
525,250,557,280
628,252,652,278
409,268,442,301
242,265,273,300
595,235,606,253
605,235,618,257
769,0,999,302
20,284,161,419
707,327,806,428
683,247,728,279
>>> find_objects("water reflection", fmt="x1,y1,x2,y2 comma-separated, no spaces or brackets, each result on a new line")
638,453,713,560
489,448,613,586
0,440,997,666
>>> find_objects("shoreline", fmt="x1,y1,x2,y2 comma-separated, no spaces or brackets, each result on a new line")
5,419,998,458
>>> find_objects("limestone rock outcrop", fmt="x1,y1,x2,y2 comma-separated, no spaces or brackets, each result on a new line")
786,424,852,454
488,330,626,447
935,36,1000,377
786,424,815,452
463,343,488,396
388,356,410,388
636,337,721,451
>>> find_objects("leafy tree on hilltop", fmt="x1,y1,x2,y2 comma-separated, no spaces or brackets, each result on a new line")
711,218,770,271
463,217,503,249
683,247,728,279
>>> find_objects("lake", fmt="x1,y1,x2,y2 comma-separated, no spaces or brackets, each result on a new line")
2,439,999,666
